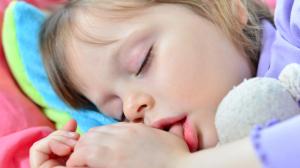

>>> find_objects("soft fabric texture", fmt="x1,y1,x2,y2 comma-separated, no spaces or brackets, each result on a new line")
216,64,300,144
2,1,116,133
257,0,300,78
253,0,300,167
0,0,54,139
0,1,56,167
0,127,53,168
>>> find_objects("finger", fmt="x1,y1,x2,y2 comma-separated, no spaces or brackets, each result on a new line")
49,134,78,157
39,159,61,168
66,149,89,167
63,119,78,132
30,130,79,168
30,138,52,168
49,139,74,156
51,135,78,148
52,130,80,140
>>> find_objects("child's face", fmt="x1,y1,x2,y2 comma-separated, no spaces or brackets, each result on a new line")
66,4,253,151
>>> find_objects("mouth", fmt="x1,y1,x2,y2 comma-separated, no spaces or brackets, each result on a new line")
152,114,199,152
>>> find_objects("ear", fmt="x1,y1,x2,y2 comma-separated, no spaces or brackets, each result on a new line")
233,0,248,26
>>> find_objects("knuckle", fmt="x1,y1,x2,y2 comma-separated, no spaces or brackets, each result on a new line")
86,146,110,162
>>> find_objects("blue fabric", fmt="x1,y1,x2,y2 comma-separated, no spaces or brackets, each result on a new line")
13,1,116,132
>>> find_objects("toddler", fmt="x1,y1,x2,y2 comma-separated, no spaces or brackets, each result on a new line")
30,0,300,167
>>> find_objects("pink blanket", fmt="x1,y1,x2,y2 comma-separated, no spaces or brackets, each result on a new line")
0,127,53,168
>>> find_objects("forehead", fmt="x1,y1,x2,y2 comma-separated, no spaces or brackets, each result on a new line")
64,3,199,96
64,5,149,95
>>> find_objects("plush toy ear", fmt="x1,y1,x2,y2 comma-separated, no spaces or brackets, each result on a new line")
279,63,300,103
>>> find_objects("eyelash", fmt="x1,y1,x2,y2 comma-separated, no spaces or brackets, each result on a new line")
118,113,126,122
136,46,154,76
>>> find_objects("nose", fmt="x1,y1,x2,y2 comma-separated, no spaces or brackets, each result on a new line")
123,92,154,123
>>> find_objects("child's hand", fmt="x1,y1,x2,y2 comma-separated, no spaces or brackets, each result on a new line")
67,122,190,168
30,119,79,168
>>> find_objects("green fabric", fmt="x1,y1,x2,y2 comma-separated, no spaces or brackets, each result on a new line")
45,109,83,134
2,1,46,107
2,1,115,133
2,2,81,133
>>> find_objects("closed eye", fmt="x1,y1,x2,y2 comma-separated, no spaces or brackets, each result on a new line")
117,113,127,122
136,46,154,76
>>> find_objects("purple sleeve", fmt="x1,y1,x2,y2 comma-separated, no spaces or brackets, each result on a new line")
251,116,300,168
253,0,300,167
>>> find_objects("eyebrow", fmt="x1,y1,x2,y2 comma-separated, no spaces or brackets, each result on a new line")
74,29,120,46
70,18,121,47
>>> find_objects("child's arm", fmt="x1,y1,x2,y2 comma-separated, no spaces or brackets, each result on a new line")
66,115,300,168
177,138,262,168
181,114,300,168
29,119,79,168
66,122,262,168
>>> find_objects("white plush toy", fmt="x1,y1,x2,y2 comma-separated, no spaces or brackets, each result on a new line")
215,63,300,145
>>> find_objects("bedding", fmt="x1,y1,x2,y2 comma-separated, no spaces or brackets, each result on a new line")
0,0,54,145
2,1,117,134
0,1,56,167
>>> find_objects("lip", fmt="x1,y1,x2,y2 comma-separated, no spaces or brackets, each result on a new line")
151,114,199,152
151,114,186,130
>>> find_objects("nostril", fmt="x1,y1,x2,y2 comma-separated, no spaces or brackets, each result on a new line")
137,104,147,112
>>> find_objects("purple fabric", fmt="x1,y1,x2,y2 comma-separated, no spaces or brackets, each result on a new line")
253,0,300,167
257,0,300,78
251,116,300,168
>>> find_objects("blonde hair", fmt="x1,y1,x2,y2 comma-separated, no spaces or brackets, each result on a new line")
40,0,273,109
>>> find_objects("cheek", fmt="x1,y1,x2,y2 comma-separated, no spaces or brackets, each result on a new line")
151,31,215,109
152,51,209,110
151,49,233,113
148,26,248,112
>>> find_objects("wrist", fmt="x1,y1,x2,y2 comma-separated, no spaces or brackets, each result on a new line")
174,138,262,168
